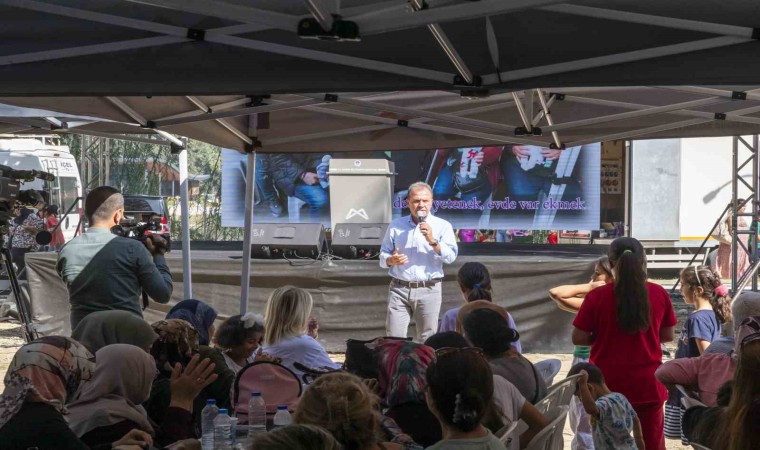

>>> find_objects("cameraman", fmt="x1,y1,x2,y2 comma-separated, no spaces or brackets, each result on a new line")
57,186,173,329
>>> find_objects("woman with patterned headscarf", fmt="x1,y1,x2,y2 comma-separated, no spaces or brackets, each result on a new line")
375,340,440,447
0,336,151,450
144,319,234,438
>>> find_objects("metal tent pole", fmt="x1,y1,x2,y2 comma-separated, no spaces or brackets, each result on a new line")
240,114,259,315
178,140,193,299
240,151,256,315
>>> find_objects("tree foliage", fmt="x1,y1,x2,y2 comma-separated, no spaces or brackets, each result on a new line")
59,134,242,241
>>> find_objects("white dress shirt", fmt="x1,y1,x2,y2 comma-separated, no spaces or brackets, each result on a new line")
379,214,458,282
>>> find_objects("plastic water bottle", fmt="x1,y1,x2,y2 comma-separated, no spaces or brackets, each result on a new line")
214,408,233,450
229,417,238,447
248,392,267,437
272,405,292,429
201,399,218,450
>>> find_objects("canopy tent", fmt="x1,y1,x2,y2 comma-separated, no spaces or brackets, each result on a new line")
3,0,760,315
0,0,760,96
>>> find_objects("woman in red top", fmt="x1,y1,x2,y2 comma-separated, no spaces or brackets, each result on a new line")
45,205,65,251
572,237,677,450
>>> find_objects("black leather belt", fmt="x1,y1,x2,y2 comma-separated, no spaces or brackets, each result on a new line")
392,278,442,288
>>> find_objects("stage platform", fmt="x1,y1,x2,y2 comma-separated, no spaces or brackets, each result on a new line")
26,244,607,353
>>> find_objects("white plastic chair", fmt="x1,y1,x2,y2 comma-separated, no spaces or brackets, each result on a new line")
524,405,569,450
495,419,519,446
534,374,582,415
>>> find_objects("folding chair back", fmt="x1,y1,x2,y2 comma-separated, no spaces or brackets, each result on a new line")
535,374,582,415
525,406,569,450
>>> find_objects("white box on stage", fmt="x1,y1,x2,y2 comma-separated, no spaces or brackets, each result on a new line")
328,159,394,230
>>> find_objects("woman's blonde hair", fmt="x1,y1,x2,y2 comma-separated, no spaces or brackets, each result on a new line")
250,424,341,450
263,286,313,346
294,372,379,450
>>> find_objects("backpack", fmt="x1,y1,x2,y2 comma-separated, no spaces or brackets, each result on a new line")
231,361,302,422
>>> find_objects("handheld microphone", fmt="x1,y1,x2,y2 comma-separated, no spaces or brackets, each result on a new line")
416,211,427,223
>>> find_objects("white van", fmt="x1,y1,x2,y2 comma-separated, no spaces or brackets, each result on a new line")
0,138,83,242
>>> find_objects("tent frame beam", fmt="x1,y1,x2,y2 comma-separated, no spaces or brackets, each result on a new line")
481,36,752,86
307,94,517,132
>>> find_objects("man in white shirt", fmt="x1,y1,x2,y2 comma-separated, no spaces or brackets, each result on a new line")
380,182,458,341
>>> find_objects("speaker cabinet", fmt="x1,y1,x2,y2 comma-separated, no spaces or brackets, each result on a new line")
251,223,327,259
331,223,388,259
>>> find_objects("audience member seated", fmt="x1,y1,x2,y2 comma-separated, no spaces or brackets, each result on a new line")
424,331,547,450
261,286,340,378
655,293,760,407
682,316,760,450
72,309,157,354
375,339,441,447
462,309,547,404
438,262,522,353
215,313,266,373
166,299,218,346
250,424,341,450
0,336,152,450
144,319,229,437
67,343,215,448
681,381,731,445
294,372,403,450
425,347,506,450
705,291,760,355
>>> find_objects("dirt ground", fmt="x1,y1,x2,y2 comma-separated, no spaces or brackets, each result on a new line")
0,323,689,450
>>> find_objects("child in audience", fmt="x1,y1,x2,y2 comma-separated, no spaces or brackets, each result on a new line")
438,262,522,353
665,265,727,441
214,312,266,373
549,256,613,450
425,347,506,450
569,363,645,450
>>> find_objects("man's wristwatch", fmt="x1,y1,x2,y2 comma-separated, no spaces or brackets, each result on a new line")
429,239,439,247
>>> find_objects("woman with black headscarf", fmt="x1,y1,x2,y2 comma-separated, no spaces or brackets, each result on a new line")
166,299,218,346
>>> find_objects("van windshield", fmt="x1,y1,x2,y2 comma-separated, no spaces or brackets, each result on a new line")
59,177,79,214
45,176,79,214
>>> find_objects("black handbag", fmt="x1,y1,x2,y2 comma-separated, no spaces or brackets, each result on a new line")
344,336,412,379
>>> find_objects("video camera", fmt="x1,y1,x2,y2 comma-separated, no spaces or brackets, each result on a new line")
111,217,170,253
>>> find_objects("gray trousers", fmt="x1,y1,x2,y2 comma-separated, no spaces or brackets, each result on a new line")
386,280,442,342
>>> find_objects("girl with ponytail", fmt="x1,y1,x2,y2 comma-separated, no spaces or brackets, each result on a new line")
425,349,504,450
573,237,678,450
664,265,725,441
438,262,523,353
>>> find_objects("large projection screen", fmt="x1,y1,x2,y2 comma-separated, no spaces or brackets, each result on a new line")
222,145,601,231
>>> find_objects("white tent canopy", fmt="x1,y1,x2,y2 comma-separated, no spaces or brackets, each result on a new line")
5,87,760,153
